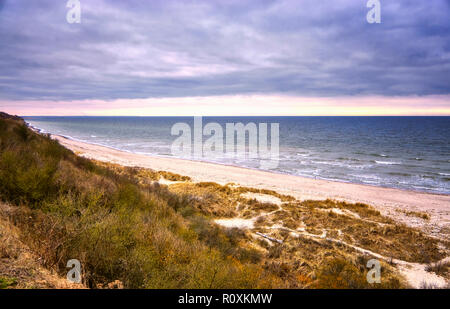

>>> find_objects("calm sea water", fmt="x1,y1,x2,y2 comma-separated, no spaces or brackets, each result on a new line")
24,116,450,194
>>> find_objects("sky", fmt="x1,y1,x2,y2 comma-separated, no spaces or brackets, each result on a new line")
0,0,449,116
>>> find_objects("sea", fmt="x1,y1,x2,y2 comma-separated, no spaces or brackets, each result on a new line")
23,116,450,195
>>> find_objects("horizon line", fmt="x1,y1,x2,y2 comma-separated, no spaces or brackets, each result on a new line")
3,94,450,117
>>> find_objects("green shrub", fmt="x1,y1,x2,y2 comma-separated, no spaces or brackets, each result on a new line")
0,150,58,205
13,124,30,141
0,277,17,289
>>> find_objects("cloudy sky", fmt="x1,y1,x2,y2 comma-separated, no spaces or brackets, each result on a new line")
0,0,449,115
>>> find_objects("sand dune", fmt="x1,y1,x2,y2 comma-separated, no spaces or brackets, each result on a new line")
52,135,450,239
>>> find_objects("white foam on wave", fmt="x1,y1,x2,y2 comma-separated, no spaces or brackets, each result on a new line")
350,174,380,180
375,161,401,165
312,160,373,170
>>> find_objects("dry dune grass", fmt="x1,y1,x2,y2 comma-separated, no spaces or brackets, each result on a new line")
152,178,449,288
395,208,431,220
167,181,446,261
0,203,85,289
94,160,191,184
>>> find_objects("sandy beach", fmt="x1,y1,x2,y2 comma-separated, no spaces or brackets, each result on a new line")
53,134,450,238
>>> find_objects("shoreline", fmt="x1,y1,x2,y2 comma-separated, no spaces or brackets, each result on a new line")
26,121,449,196
51,134,450,238
58,133,448,196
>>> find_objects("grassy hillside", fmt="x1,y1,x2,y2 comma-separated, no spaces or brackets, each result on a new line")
0,114,275,288
0,112,447,288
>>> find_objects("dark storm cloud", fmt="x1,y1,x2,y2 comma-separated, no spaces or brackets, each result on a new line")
0,0,449,100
